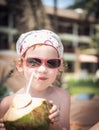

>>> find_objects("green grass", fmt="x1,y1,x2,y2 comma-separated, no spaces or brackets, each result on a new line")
62,76,99,95
69,86,99,95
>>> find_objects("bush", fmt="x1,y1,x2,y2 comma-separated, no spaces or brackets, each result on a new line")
63,76,99,95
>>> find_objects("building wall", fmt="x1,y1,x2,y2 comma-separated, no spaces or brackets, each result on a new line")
45,6,97,73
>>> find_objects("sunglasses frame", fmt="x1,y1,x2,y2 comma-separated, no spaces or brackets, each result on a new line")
22,57,62,69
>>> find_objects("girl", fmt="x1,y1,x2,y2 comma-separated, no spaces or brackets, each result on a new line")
0,30,70,130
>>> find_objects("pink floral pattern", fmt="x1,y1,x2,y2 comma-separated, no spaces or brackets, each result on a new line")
16,30,63,57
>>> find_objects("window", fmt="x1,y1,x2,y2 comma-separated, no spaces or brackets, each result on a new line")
0,6,8,26
0,33,8,49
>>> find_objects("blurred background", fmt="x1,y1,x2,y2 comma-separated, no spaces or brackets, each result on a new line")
0,0,99,129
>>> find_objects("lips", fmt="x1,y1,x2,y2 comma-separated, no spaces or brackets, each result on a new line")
38,77,48,80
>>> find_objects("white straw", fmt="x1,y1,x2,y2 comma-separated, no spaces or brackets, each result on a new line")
26,72,37,94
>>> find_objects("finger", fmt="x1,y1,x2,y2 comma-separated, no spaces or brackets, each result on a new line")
49,109,59,118
49,100,54,107
50,115,60,124
0,122,5,128
0,118,3,122
49,104,57,114
0,119,5,129
49,109,60,122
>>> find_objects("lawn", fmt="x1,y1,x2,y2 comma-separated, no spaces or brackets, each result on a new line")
62,74,99,95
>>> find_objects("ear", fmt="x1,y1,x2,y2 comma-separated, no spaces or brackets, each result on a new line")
16,58,24,72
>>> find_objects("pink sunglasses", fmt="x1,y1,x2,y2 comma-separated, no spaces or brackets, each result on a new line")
23,57,62,69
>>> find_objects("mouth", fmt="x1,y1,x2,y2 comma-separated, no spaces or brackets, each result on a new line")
38,77,48,80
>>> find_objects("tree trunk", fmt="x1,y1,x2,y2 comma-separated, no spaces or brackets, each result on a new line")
7,0,52,34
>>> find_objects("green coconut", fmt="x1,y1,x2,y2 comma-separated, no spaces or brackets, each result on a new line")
3,94,51,130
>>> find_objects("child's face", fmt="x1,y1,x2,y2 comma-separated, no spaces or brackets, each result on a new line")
21,45,62,91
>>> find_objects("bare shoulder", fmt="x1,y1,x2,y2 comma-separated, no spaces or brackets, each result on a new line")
0,95,14,106
0,88,27,118
50,86,70,106
0,95,14,118
54,87,70,98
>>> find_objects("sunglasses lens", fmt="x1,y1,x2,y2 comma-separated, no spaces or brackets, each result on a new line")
25,58,61,68
47,59,61,68
26,58,41,67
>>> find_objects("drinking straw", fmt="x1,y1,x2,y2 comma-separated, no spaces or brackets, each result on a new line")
26,71,37,94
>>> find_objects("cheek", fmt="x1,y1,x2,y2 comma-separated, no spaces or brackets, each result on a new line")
50,69,59,75
49,69,58,81
23,67,32,81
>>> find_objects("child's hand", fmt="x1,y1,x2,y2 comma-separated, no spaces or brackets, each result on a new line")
48,100,60,123
0,118,5,130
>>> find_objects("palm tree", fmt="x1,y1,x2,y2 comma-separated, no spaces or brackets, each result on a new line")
69,0,99,22
6,0,52,34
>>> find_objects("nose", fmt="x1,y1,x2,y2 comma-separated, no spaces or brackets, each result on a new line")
37,64,47,73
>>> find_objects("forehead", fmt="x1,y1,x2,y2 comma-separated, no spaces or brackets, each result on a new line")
25,44,59,58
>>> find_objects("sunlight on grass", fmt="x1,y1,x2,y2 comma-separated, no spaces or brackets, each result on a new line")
69,87,99,95
62,74,99,95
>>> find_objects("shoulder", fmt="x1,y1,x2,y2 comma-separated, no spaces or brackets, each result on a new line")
0,95,14,106
0,88,24,109
54,87,70,98
0,95,14,118
51,87,70,104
